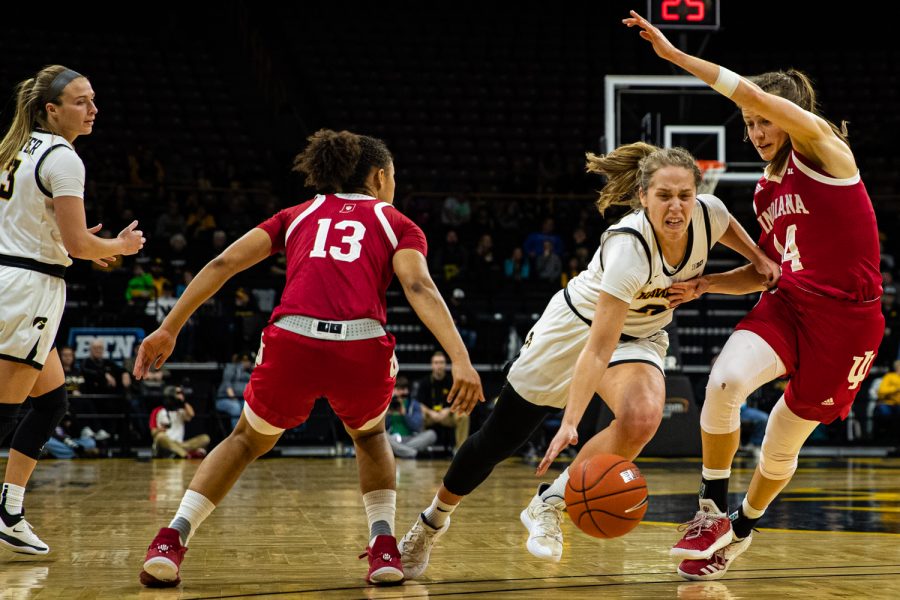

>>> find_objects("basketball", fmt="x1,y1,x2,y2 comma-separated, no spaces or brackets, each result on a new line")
564,454,648,539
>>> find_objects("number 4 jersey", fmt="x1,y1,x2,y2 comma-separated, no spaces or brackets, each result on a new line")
257,193,427,324
752,150,881,302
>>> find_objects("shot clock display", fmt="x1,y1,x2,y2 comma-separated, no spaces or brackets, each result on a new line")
646,0,720,31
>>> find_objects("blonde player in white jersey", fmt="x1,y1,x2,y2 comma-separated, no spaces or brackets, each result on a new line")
0,65,144,554
400,142,781,577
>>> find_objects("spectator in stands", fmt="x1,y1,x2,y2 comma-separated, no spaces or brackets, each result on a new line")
441,195,471,229
155,200,186,240
448,289,477,353
560,256,581,288
535,240,563,286
504,247,531,283
416,351,470,451
146,280,177,324
149,385,210,459
387,376,437,459
186,201,216,240
42,413,100,459
215,353,253,430
471,233,500,290
60,346,83,396
875,360,900,439
523,217,563,260
431,229,468,284
80,338,132,394
125,263,155,303
164,233,191,274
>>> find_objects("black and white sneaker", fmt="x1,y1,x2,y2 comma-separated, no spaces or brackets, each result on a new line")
0,512,50,555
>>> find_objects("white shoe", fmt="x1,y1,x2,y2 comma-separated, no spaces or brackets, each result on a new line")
520,490,563,562
677,534,752,581
0,514,50,555
398,513,449,579
94,429,111,441
80,426,96,439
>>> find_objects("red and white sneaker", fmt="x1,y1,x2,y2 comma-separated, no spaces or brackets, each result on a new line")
359,535,404,585
139,528,187,588
677,534,752,581
670,499,733,560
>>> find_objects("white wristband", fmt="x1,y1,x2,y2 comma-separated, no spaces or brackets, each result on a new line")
711,67,741,98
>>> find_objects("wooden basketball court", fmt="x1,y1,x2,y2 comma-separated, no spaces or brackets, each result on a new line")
2,455,898,598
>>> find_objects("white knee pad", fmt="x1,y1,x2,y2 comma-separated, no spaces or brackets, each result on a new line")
758,396,820,480
700,330,786,435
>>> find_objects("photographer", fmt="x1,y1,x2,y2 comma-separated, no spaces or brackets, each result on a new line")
387,376,437,459
148,385,210,459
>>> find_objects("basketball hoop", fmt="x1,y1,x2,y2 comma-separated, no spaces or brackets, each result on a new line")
697,159,726,195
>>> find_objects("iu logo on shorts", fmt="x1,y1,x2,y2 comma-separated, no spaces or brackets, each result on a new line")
847,350,875,390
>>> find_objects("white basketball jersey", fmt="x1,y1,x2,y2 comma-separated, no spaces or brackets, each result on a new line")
567,195,730,338
0,130,81,266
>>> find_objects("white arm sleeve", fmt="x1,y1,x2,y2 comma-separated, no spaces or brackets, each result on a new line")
39,148,85,198
597,235,649,304
698,193,732,245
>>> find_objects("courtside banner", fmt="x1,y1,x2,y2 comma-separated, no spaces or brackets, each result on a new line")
68,327,146,362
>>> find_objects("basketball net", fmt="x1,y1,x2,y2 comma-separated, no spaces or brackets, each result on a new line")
697,159,726,195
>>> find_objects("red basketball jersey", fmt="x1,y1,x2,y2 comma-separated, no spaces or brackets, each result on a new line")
257,193,427,324
752,151,881,302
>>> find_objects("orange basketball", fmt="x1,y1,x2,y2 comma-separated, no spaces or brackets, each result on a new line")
564,453,648,538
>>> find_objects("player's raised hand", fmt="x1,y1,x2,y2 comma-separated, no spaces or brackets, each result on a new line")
118,220,146,255
133,328,176,380
447,361,485,416
536,423,579,476
622,10,680,62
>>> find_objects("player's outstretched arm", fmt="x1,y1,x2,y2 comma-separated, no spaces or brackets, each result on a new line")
133,228,272,379
718,216,780,288
623,10,855,176
668,264,769,309
393,248,485,415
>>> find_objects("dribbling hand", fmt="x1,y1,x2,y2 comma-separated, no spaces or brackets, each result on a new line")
536,423,578,476
133,328,177,380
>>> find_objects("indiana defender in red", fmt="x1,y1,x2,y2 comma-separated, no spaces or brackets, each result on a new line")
626,11,884,581
135,130,483,588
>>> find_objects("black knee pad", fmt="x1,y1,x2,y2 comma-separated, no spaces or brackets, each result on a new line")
0,403,22,445
443,382,556,496
11,385,68,459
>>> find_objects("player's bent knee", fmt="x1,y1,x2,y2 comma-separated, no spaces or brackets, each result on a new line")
700,369,749,435
758,442,798,480
0,402,22,444
10,385,67,459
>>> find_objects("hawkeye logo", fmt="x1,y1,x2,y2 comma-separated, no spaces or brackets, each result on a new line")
32,317,48,330
635,288,668,300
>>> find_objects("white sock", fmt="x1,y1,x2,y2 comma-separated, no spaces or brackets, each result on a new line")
422,494,458,529
1,483,25,517
363,489,396,545
539,467,569,508
742,496,766,519
701,466,731,480
168,490,216,546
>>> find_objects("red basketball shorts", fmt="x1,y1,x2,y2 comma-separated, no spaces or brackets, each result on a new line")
735,283,884,423
244,323,397,430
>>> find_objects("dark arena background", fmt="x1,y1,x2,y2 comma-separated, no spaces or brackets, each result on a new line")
1,1,898,598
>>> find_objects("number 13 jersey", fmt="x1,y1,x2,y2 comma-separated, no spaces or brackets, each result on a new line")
256,193,427,324
752,151,881,302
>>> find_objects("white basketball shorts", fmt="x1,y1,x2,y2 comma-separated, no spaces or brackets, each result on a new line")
0,266,66,368
507,289,668,409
